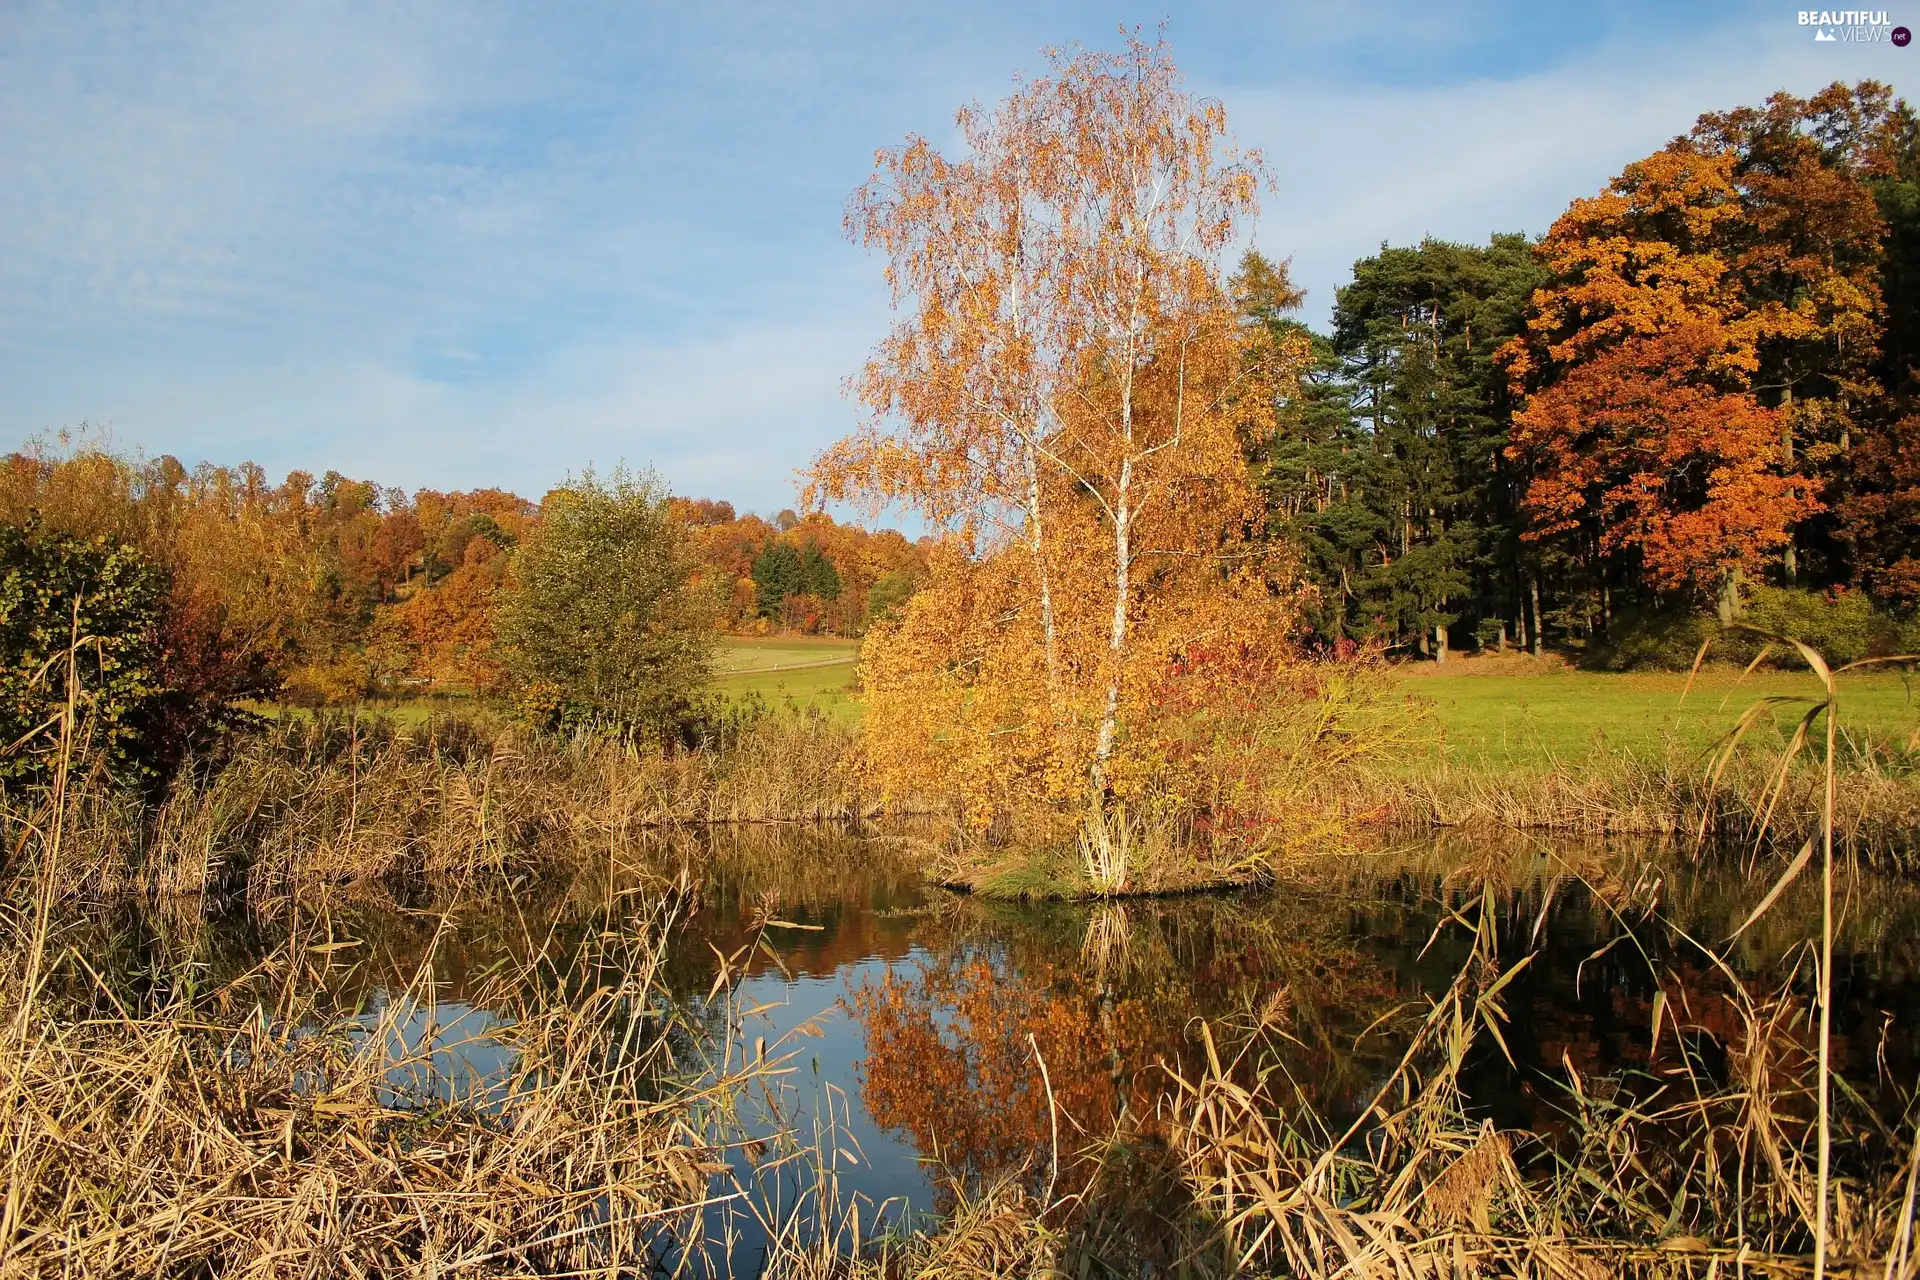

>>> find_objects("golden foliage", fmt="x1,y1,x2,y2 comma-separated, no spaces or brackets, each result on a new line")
811,35,1327,862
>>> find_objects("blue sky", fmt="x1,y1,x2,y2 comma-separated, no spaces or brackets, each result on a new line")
0,1,1909,514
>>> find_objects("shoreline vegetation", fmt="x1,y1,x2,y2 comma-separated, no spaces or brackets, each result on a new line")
4,629,1918,1274
8,714,1920,1274
11,650,1913,906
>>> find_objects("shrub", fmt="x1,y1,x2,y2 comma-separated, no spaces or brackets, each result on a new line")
864,568,921,627
493,469,717,736
0,519,166,785
1744,584,1916,663
1589,587,1920,671
1583,606,1718,671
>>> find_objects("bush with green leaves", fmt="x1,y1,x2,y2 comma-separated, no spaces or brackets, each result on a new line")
1744,586,1918,664
865,569,920,626
493,470,717,736
0,519,168,785
1589,587,1920,671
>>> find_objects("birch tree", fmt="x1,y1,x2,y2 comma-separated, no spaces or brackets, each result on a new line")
811,34,1302,868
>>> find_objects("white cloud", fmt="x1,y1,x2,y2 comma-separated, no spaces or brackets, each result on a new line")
2,0,1910,515
1223,15,1909,323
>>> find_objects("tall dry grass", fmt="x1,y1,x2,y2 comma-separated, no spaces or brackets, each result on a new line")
1358,737,1920,864
0,891,756,1277
0,662,917,1277
0,677,737,1275
1158,875,1920,1277
4,707,917,903
1138,636,1920,1278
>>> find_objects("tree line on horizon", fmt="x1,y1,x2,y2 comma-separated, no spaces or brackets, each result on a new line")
1261,80,1920,663
0,443,929,736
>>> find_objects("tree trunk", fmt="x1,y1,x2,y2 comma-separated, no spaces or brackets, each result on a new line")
1095,492,1129,778
1782,385,1799,581
1434,622,1448,664
1717,562,1744,626
1024,449,1059,696
1497,619,1508,654
1528,575,1543,656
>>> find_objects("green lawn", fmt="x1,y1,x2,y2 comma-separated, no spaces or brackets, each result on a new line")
1400,661,1920,768
265,639,1917,767
712,635,861,723
714,645,1920,758
258,636,865,726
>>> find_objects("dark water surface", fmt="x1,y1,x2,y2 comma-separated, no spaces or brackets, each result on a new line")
107,826,1920,1271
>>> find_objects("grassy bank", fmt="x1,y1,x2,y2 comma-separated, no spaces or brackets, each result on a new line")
709,644,1919,778
259,644,1918,792
1399,653,1918,767
1350,654,1920,863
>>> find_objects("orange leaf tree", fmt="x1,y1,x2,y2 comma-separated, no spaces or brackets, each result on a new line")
1510,323,1809,598
1506,146,1820,613
1507,84,1902,617
809,35,1307,862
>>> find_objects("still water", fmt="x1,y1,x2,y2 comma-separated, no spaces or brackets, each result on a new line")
125,825,1920,1271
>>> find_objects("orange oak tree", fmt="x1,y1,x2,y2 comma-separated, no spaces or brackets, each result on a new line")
1509,323,1810,598
1507,86,1905,611
1690,86,1889,469
1506,146,1821,611
809,36,1306,869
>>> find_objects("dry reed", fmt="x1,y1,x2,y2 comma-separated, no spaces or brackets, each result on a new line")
5,708,921,903
1158,876,1920,1277
0,886,763,1277
1358,744,1920,864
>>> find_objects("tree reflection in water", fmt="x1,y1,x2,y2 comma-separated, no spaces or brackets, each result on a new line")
849,893,1422,1201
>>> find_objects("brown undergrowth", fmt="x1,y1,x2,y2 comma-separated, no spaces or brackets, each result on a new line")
4,707,913,901
1358,748,1920,861
0,889,745,1278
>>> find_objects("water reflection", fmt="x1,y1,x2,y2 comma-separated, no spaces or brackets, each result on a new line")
72,823,1920,1271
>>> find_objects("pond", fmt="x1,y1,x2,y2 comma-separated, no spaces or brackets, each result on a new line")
103,824,1920,1274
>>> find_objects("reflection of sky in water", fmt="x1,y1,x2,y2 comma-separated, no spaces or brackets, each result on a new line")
357,993,516,1110
741,961,933,1196
265,832,1920,1276
357,941,946,1274
684,957,937,1272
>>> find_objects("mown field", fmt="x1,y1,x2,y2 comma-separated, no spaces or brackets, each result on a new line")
709,641,1919,770
1399,656,1919,768
288,640,1917,770
710,634,860,721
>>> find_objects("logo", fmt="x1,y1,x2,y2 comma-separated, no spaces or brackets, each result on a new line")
1798,9,1899,40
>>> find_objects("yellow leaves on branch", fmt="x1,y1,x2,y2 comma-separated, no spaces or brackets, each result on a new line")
810,32,1312,831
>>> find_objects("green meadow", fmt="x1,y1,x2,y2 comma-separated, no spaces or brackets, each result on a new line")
707,640,1920,771
712,634,860,722
1398,658,1920,769
281,641,1919,772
